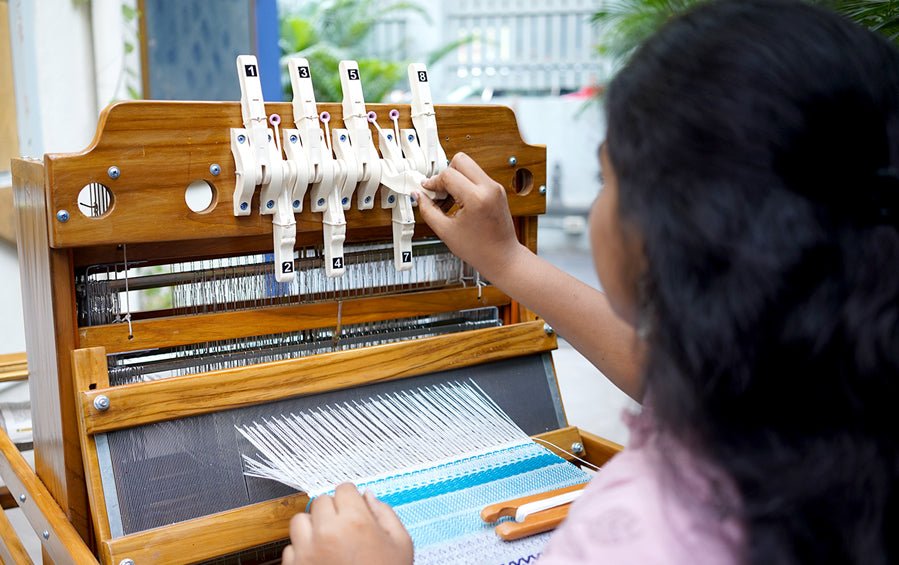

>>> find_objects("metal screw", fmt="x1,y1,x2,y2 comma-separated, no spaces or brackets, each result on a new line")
364,196,372,204
267,134,272,142
289,134,298,143
293,200,300,209
407,134,415,142
18,494,25,503
340,134,347,142
119,560,135,565
317,198,325,207
543,323,554,336
387,134,393,141
508,156,518,167
56,210,70,223
107,165,121,179
240,202,249,211
42,531,49,540
93,395,110,411
266,200,274,209
539,184,547,195
209,164,221,176
571,442,584,454
388,195,396,204
237,134,246,144
341,197,349,206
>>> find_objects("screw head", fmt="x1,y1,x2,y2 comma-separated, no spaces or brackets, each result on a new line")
508,156,518,167
543,323,554,336
571,442,584,454
266,200,274,209
387,134,393,141
340,134,347,142
240,202,249,211
18,494,25,503
119,560,135,565
267,134,272,142
42,530,49,540
407,134,415,142
538,184,547,195
93,395,111,411
388,195,396,204
56,210,70,223
293,200,301,209
317,198,325,207
341,197,349,206
289,134,298,143
237,134,246,144
107,165,121,179
209,164,221,176
364,196,372,204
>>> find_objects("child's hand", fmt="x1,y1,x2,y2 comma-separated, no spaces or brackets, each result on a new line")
282,484,413,565
416,153,526,281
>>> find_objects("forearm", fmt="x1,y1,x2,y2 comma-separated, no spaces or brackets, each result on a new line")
486,245,645,402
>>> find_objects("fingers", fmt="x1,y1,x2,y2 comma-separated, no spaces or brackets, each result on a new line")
309,494,336,523
414,190,452,234
448,152,494,185
422,166,476,203
333,483,368,515
282,544,295,565
289,512,313,547
364,490,411,547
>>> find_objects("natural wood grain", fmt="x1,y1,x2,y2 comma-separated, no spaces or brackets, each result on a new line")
532,426,584,461
80,285,510,354
71,348,111,560
105,493,308,565
579,429,623,467
12,159,92,544
0,427,96,564
0,186,14,246
0,353,27,383
78,320,557,435
0,3,18,177
44,102,546,248
0,487,15,511
0,505,33,565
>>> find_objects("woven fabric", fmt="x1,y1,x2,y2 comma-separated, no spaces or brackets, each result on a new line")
352,442,591,564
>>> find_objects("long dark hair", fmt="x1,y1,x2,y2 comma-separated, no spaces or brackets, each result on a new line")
605,1,899,564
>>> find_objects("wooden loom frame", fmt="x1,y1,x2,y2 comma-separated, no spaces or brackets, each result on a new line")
4,100,622,564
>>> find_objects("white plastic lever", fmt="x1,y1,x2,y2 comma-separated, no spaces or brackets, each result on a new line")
408,63,448,177
231,55,297,283
339,60,382,209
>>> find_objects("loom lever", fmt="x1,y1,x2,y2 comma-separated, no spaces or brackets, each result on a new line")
339,60,382,210
408,63,448,177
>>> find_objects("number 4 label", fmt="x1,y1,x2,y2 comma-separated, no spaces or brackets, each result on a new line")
333,257,344,269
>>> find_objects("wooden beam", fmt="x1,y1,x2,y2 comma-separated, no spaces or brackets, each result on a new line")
0,427,97,564
76,320,557,435
0,353,27,383
0,505,34,565
80,286,510,354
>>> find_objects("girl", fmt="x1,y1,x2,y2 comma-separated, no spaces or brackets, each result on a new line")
281,1,899,563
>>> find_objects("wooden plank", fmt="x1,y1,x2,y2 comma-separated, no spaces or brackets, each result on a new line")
78,320,556,434
0,353,27,383
0,506,34,565
0,487,16,511
12,159,92,543
71,348,112,562
0,186,14,246
0,427,97,564
44,102,547,248
578,429,623,467
80,285,510,353
0,2,18,176
106,493,307,565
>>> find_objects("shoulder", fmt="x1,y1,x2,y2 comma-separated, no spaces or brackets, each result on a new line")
539,434,743,565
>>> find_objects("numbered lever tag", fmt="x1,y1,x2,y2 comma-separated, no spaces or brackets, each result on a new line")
408,63,448,177
339,60,382,209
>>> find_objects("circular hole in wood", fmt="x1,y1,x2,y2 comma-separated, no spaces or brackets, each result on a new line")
77,183,114,218
512,167,534,195
185,180,217,213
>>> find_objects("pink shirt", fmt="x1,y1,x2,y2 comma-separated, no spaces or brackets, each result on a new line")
541,408,744,564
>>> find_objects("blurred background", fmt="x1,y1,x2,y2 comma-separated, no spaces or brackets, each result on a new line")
0,0,895,558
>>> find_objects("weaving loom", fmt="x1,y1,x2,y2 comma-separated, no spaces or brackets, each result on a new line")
2,57,622,564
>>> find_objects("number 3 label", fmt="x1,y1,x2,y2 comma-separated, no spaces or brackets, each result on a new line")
298,66,310,79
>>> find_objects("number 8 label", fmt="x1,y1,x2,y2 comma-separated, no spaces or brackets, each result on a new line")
418,70,428,82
